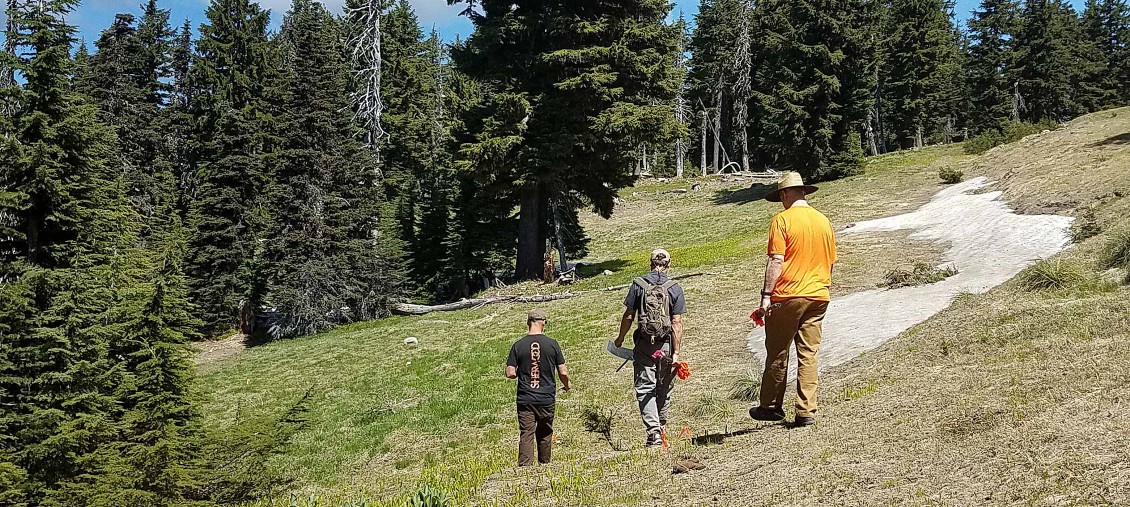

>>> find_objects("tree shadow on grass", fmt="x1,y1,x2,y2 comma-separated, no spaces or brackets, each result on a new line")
577,258,632,277
1086,132,1130,148
712,183,776,205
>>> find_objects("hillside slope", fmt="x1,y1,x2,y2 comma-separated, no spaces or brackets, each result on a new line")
198,108,1130,506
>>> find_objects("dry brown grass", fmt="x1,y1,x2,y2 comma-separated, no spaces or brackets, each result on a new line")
208,110,1130,506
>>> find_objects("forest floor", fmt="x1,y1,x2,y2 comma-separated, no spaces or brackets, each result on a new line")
197,107,1130,506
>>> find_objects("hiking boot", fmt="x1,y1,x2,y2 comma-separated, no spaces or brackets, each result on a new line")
749,406,786,422
646,433,663,447
791,415,816,428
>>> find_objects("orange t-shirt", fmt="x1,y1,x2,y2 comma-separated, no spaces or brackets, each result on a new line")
766,205,837,301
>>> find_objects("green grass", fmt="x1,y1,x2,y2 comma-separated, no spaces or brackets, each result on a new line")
194,142,1019,505
727,370,761,403
1016,259,1085,291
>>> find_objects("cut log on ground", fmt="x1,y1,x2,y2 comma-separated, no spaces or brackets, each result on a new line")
391,272,711,316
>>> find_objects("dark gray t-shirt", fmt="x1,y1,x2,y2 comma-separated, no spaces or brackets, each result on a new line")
506,334,565,406
623,271,686,340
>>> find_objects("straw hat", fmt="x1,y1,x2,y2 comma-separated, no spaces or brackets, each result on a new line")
765,171,819,202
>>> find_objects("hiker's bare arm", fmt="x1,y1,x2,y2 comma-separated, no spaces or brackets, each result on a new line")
505,365,517,379
761,254,784,311
615,307,634,347
557,364,571,391
672,314,684,361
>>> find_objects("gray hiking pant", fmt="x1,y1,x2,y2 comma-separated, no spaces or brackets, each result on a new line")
634,339,674,443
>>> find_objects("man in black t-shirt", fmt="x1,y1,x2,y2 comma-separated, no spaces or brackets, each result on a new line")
614,248,686,446
505,308,570,466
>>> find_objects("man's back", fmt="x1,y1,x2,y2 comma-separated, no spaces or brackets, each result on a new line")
507,334,565,406
767,205,837,301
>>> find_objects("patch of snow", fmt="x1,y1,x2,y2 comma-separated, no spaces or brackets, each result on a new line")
747,177,1073,375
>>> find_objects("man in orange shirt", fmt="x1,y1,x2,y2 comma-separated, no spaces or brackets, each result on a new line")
750,172,836,427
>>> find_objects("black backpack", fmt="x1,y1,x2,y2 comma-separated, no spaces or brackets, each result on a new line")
634,277,678,340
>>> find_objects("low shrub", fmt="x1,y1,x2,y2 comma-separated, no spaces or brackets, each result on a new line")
939,167,964,184
690,393,732,421
883,263,959,288
1102,227,1130,271
410,486,451,507
1070,209,1102,243
728,370,761,402
580,405,613,437
963,120,1058,155
1017,259,1084,290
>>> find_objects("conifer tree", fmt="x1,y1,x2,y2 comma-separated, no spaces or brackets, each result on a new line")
451,0,683,279
378,1,434,261
1081,0,1130,106
0,1,149,502
185,0,274,335
169,19,194,209
259,0,403,337
83,1,177,227
967,0,1021,131
755,0,876,178
1012,0,1097,122
880,0,963,148
687,0,743,172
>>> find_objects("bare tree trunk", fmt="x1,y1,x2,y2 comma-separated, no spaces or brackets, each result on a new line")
865,108,879,156
1010,81,1025,123
550,201,568,274
700,107,708,177
515,183,545,280
349,0,386,157
712,89,721,173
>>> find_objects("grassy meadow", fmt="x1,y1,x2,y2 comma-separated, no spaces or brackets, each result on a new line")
198,108,1130,506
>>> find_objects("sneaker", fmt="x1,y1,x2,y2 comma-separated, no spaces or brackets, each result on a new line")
791,415,815,428
646,433,663,447
749,406,786,422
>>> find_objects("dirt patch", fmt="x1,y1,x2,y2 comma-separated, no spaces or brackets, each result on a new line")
193,333,247,364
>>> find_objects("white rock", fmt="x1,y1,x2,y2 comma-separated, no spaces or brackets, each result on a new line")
602,270,614,276
403,337,419,346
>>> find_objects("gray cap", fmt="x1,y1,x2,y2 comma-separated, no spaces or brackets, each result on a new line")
527,308,548,321
651,248,672,266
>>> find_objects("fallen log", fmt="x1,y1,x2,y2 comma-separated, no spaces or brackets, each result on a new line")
391,292,583,316
391,272,711,316
599,272,710,291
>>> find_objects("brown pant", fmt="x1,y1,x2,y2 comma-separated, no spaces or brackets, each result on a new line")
517,403,555,466
759,298,828,418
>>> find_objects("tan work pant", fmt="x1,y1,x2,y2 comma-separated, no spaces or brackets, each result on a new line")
759,298,828,418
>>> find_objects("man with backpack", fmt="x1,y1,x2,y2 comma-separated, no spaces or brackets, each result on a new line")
614,248,686,446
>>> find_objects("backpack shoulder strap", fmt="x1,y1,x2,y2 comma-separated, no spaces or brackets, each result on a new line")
660,279,679,291
633,277,655,290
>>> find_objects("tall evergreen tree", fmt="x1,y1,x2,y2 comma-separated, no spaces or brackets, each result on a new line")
258,0,403,338
1081,0,1130,106
82,1,177,227
1012,0,1092,122
967,0,1021,131
184,0,274,335
687,0,743,173
451,0,683,279
754,0,877,178
880,0,963,148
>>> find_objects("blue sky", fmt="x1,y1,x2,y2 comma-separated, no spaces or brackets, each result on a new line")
6,0,1087,48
